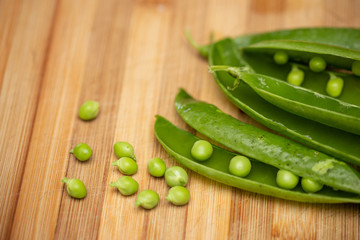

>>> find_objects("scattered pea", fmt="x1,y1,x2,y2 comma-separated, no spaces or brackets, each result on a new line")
301,178,324,193
135,190,160,210
309,56,326,72
287,66,305,86
273,51,289,65
78,100,99,121
191,140,213,161
147,157,166,177
228,155,252,177
165,166,188,187
112,157,138,175
70,143,93,161
166,186,190,206
326,76,344,97
110,176,139,196
113,141,136,160
276,169,299,190
61,177,87,199
352,61,360,76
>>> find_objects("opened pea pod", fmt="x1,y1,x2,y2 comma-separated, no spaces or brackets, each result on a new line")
174,89,360,196
209,65,360,135
206,36,360,166
154,115,360,203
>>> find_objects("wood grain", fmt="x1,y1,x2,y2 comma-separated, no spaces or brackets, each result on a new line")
0,0,359,239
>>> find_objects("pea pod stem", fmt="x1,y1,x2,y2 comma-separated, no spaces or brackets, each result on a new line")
61,177,69,184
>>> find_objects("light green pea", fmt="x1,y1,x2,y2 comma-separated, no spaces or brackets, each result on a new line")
287,65,305,86
112,157,138,175
276,169,299,190
78,100,99,121
326,76,344,97
191,140,213,161
135,190,160,210
61,177,87,199
113,141,136,160
166,186,190,206
165,166,188,187
352,61,360,76
301,178,324,193
309,56,326,72
147,158,166,177
110,176,138,196
70,143,92,161
228,155,252,177
273,51,289,65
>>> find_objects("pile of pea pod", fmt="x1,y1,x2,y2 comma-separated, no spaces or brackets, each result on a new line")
154,28,360,203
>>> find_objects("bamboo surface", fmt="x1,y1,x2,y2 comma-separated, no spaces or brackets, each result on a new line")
0,0,359,239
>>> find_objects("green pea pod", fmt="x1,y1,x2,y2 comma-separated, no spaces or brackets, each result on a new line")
154,115,360,203
174,89,360,195
244,40,360,70
209,65,360,135
189,27,360,58
209,38,360,166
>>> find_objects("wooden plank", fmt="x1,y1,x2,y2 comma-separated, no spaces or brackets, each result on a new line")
10,0,98,238
0,0,359,239
0,0,57,238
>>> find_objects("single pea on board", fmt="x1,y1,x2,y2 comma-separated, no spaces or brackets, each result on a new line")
110,176,139,196
70,143,93,161
164,166,188,187
166,186,190,206
113,141,136,160
135,190,160,210
78,100,99,121
61,177,87,199
112,157,138,175
147,157,166,177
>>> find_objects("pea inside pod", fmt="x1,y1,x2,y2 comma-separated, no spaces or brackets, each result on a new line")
154,115,360,203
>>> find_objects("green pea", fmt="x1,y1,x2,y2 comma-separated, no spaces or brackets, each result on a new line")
165,166,188,187
273,51,288,65
228,155,252,177
326,77,344,97
135,190,160,210
191,140,213,161
352,61,360,76
166,186,190,206
113,141,136,160
70,143,92,161
276,169,299,190
78,100,99,121
110,176,138,196
301,178,324,193
309,56,326,72
61,177,87,199
147,157,166,177
287,66,305,86
112,157,138,175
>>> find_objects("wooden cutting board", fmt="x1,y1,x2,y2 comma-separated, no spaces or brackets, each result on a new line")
0,0,359,239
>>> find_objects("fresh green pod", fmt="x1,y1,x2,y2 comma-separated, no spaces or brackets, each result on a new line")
243,39,360,71
189,27,360,58
209,65,360,135
154,115,360,203
174,89,360,195
208,38,360,166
